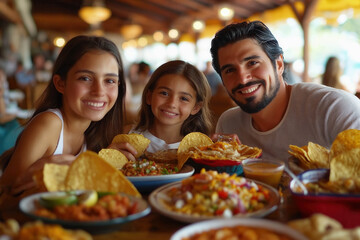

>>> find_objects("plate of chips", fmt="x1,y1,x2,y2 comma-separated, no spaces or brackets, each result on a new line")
177,132,262,175
19,190,151,234
290,129,360,228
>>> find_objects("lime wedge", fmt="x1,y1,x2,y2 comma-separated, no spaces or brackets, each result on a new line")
77,190,98,207
39,192,78,209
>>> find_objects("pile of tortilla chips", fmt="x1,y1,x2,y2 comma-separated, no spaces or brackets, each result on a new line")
38,151,141,197
288,214,360,240
288,142,330,170
288,129,360,185
177,132,262,169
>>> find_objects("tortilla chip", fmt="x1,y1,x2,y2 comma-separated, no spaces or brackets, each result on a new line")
112,133,150,158
329,148,360,182
177,132,213,169
98,148,128,169
288,145,312,169
330,129,360,159
64,151,141,197
307,142,330,168
43,164,69,192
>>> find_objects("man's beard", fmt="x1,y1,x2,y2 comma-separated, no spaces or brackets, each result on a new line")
230,74,280,114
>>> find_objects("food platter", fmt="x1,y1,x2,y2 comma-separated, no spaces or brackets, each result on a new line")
127,164,194,193
170,218,307,240
19,191,151,234
149,179,280,223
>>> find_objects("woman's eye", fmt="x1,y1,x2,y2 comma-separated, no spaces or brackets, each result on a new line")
105,78,118,84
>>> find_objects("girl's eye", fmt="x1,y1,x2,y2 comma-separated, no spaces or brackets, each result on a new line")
180,96,190,102
159,91,168,96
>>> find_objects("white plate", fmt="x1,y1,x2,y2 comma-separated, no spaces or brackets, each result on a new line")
149,179,280,223
170,218,307,240
127,164,194,193
19,191,151,234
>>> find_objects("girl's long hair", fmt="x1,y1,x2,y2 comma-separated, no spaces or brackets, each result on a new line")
32,35,126,152
134,60,213,136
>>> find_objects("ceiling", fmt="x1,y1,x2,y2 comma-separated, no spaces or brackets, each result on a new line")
29,0,289,39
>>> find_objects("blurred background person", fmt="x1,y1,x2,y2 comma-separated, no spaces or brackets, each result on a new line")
321,56,353,93
203,60,222,96
0,68,23,155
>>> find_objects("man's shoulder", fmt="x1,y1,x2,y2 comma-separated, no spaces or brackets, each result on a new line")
218,106,244,123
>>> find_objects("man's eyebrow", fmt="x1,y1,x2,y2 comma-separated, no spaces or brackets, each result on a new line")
220,55,261,72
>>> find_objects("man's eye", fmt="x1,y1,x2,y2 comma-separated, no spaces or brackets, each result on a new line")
248,60,258,66
224,68,235,74
79,76,91,81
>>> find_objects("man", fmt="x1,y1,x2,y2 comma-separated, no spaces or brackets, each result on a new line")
210,21,360,161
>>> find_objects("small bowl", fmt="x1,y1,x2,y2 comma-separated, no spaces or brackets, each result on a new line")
242,158,285,188
290,168,360,228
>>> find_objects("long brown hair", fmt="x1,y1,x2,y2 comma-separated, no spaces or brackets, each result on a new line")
322,56,342,89
134,60,213,136
32,35,126,152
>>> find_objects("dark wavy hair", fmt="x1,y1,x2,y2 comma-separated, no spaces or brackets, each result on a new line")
134,60,213,136
32,35,126,152
210,20,284,76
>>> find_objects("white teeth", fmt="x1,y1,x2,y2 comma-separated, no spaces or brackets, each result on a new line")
164,110,177,116
241,86,258,94
87,102,104,107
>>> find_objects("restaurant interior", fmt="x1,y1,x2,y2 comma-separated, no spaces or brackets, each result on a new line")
0,0,359,239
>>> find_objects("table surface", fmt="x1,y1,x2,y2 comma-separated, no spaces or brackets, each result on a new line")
5,173,302,240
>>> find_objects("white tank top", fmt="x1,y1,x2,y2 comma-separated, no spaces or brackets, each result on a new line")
46,109,87,156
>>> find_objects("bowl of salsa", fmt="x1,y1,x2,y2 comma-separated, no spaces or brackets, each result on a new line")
242,158,285,188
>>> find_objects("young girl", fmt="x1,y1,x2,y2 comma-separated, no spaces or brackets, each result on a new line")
129,60,212,154
0,35,127,201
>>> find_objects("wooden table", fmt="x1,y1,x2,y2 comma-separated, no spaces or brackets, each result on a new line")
92,173,302,240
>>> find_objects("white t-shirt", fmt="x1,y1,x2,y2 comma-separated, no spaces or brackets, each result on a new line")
216,83,360,162
129,129,180,153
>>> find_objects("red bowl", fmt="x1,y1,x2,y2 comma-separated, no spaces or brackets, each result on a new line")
290,168,360,228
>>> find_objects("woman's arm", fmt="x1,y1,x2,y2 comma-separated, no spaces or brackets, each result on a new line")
1,112,62,193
